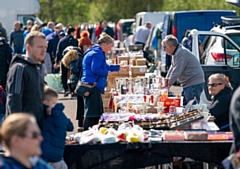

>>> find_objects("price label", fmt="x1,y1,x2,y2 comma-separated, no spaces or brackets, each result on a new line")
140,67,146,72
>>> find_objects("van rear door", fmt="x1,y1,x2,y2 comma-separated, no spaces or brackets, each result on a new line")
192,31,240,105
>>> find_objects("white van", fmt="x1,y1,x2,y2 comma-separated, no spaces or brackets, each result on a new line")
135,12,167,31
0,0,43,39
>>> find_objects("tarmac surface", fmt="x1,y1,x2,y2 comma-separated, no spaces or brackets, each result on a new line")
60,86,182,136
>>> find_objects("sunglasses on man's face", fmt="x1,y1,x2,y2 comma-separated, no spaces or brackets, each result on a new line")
207,83,222,87
24,131,42,139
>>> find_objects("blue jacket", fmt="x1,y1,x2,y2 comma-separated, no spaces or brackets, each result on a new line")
0,156,52,169
41,103,74,162
80,45,120,93
46,32,59,59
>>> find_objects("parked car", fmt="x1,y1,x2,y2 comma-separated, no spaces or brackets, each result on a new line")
159,10,237,76
192,31,240,106
115,19,135,41
201,28,240,67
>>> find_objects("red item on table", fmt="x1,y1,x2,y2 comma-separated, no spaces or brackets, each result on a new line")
143,95,147,102
150,95,154,104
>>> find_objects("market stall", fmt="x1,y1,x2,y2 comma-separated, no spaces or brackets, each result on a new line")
64,140,232,169
65,56,232,169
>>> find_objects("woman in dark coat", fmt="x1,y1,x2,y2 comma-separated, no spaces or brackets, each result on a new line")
208,73,232,131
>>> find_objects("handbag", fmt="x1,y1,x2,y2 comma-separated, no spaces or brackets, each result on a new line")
75,76,100,97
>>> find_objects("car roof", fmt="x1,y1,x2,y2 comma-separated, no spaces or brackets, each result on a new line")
211,25,240,33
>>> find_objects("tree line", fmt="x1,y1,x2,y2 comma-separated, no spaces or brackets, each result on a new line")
38,0,239,26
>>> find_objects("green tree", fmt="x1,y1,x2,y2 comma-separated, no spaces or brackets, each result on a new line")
88,0,164,23
38,0,240,26
38,0,89,26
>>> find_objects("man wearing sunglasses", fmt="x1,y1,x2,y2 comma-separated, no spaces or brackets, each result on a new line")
162,35,205,105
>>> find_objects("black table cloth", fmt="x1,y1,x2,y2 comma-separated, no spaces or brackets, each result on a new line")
64,140,232,169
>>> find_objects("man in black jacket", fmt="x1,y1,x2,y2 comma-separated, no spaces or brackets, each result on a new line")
101,21,114,38
0,37,13,90
6,31,47,129
54,27,78,97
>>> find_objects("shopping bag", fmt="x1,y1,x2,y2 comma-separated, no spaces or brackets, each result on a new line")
222,153,240,169
45,74,64,92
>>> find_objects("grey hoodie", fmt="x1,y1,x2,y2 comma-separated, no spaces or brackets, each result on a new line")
6,55,45,128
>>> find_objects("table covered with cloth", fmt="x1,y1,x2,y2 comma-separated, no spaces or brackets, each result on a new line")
64,140,232,169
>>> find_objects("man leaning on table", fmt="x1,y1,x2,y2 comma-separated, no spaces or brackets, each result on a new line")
161,35,205,105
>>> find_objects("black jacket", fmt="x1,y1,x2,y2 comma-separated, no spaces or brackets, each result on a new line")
56,35,78,63
230,86,240,152
0,37,13,89
6,55,45,128
209,87,232,131
102,26,114,38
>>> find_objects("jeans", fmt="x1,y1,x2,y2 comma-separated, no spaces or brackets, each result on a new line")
60,62,69,91
182,82,204,105
14,46,23,54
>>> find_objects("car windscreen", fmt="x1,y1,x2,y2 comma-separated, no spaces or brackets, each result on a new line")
122,22,134,36
226,33,240,49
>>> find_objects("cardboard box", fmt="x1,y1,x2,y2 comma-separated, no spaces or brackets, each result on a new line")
108,71,118,76
133,55,143,60
118,69,129,75
131,66,147,74
102,98,109,108
117,56,129,64
101,92,111,99
132,59,136,66
136,58,146,66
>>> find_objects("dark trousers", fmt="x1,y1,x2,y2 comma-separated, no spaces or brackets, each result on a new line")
14,46,23,54
83,87,103,130
60,62,68,91
76,95,84,127
83,117,99,130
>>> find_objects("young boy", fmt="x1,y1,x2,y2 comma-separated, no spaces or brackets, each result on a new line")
41,86,74,169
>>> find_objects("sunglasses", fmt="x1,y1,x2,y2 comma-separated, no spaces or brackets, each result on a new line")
24,131,42,139
207,83,223,87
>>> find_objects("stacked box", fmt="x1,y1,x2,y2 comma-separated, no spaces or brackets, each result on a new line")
136,58,146,66
131,66,147,74
117,56,129,64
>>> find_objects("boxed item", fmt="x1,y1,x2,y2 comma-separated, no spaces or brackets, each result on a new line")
117,56,129,64
132,59,136,66
136,59,146,66
133,55,143,60
131,66,147,74
118,70,129,75
184,131,208,141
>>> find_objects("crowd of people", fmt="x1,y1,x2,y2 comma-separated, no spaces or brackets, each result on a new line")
0,20,126,169
0,19,240,169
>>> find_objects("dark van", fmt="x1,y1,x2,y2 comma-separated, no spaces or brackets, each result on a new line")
160,10,237,76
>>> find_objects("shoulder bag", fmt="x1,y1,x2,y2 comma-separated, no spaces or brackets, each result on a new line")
75,76,100,97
